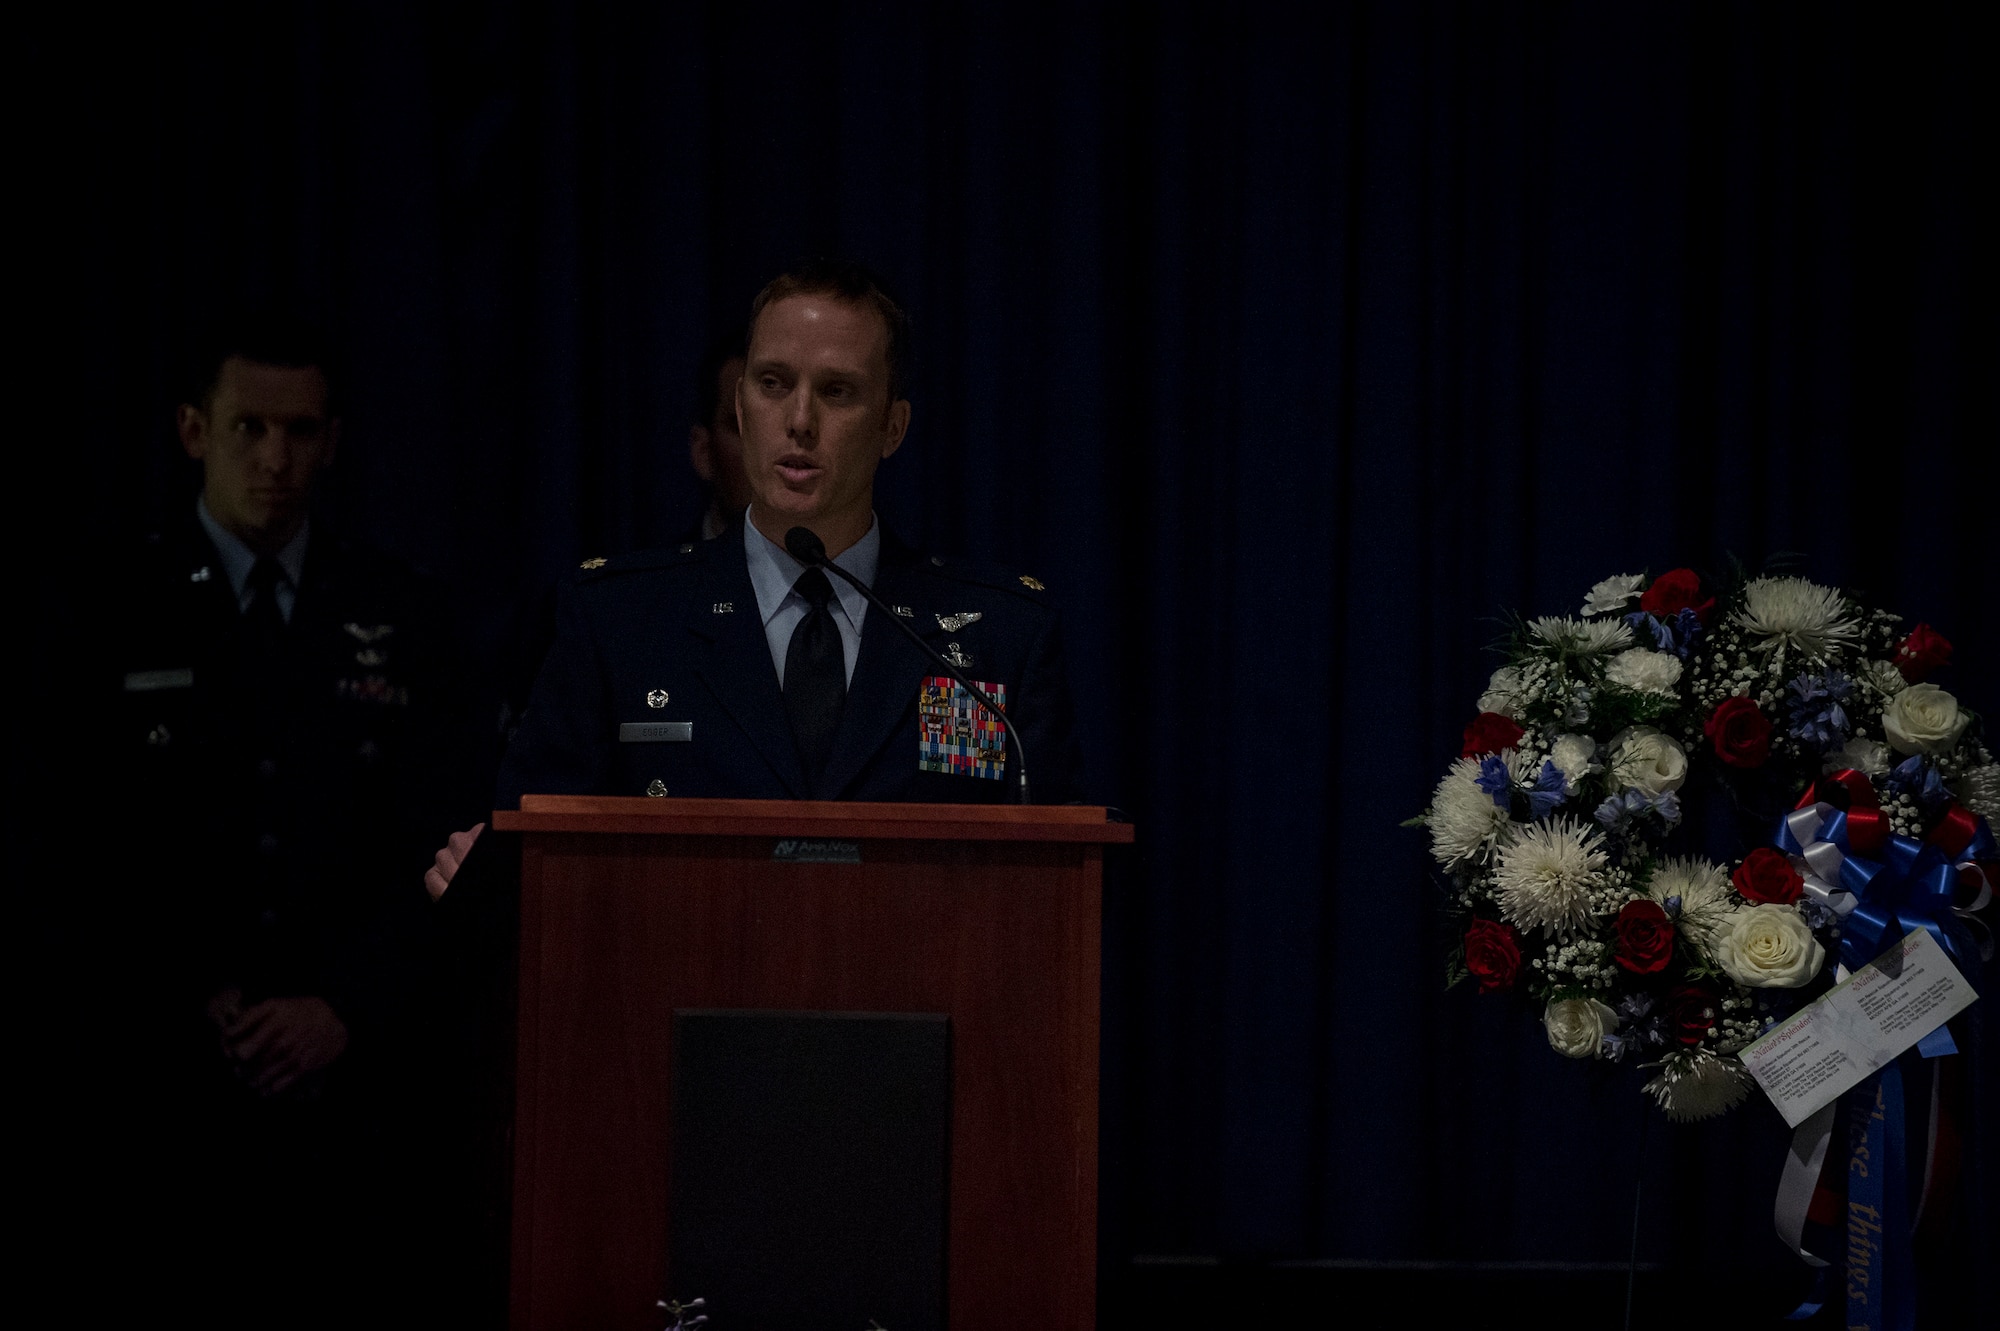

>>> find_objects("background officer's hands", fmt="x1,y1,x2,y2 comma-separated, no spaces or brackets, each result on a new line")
223,996,350,1096
424,821,484,901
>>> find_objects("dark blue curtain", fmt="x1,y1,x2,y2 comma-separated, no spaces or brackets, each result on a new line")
25,0,1993,1304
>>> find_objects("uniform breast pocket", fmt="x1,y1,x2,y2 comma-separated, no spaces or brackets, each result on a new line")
617,718,695,796
121,667,196,755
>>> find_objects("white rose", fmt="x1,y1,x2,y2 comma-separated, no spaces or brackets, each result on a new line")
1603,647,1684,696
1826,735,1891,778
1544,997,1619,1059
1608,726,1689,796
1548,733,1601,787
1479,666,1526,720
1881,683,1969,757
1582,574,1644,617
1714,904,1825,989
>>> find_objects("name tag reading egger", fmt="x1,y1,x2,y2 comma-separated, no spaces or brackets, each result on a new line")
619,721,693,743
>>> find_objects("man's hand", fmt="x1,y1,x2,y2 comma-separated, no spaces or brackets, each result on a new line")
223,997,350,1097
424,822,485,901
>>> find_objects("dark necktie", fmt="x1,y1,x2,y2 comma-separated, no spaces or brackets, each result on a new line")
245,556,290,738
245,556,287,649
783,567,846,781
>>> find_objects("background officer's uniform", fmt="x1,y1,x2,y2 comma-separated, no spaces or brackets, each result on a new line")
496,516,1087,806
106,500,486,1325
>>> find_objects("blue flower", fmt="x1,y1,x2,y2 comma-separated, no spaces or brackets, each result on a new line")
1883,754,1950,812
1782,672,1854,751
1474,755,1513,808
1623,606,1705,660
1526,760,1569,818
1475,755,1570,818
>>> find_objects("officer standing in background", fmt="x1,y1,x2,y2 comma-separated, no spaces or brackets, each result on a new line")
687,323,752,541
107,322,485,1326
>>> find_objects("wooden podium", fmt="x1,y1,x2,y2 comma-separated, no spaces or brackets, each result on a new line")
492,795,1133,1331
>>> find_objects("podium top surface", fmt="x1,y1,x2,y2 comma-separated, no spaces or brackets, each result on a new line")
494,795,1135,844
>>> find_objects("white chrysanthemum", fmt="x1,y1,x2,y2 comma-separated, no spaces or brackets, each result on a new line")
1642,1050,1754,1123
1952,763,2000,825
1427,753,1528,868
1582,574,1645,617
1603,647,1683,696
1645,856,1734,952
1529,616,1634,656
1479,665,1527,720
1493,816,1609,934
1733,577,1861,658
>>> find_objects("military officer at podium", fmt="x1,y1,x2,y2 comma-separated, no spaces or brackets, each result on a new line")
479,259,1086,824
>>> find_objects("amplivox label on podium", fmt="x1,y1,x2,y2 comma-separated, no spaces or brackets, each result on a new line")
773,838,862,864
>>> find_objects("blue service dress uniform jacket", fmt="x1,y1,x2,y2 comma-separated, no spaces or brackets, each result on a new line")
99,513,492,1324
114,515,487,1044
496,523,1087,806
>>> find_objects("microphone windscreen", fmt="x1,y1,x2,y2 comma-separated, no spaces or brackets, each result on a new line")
785,526,827,564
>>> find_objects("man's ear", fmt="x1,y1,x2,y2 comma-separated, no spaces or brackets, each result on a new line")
324,417,341,469
688,424,715,482
881,399,911,460
177,403,209,461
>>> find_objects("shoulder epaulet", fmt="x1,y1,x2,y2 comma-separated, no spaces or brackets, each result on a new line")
920,553,1052,602
576,542,705,582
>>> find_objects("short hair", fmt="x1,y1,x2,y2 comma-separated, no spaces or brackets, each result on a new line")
187,316,340,414
692,323,748,429
748,258,912,402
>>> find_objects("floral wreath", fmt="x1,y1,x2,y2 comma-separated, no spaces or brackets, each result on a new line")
1415,567,1996,1122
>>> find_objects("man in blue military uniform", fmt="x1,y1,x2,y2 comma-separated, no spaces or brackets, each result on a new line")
466,259,1084,826
105,325,485,1325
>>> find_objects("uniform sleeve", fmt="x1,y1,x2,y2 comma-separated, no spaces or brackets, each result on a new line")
1016,605,1089,804
495,576,615,807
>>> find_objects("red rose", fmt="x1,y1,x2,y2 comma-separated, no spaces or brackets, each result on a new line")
1639,568,1716,625
1463,919,1522,993
1613,899,1675,975
1732,846,1804,905
1705,696,1773,768
1460,711,1526,758
1894,623,1953,682
1665,984,1719,1046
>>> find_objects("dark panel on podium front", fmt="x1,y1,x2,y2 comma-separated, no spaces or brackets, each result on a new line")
668,1010,950,1331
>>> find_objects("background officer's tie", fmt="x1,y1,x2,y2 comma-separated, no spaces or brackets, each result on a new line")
245,556,290,735
783,567,846,781
245,556,288,653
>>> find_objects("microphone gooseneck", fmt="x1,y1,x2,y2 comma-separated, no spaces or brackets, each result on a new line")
784,526,1031,804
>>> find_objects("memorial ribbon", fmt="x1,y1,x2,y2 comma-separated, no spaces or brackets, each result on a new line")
1770,769,1995,1323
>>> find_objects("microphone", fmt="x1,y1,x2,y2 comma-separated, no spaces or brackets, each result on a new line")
786,526,1031,804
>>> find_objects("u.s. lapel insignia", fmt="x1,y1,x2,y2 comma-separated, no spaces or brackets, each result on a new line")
343,622,396,644
893,605,915,618
917,674,1007,780
190,566,212,583
936,611,983,633
712,602,734,614
1018,574,1045,591
580,556,607,570
942,641,974,668
646,688,669,708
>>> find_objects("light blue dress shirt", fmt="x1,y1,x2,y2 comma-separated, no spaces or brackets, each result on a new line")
743,511,880,688
196,496,310,624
